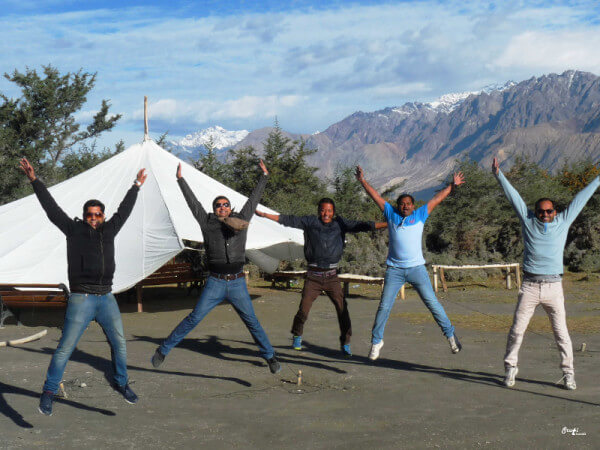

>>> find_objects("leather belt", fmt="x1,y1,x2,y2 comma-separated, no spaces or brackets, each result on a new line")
307,269,337,278
210,272,246,281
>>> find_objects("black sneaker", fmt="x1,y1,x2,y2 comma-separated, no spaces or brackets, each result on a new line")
151,348,165,368
115,384,138,404
38,391,54,416
267,357,281,374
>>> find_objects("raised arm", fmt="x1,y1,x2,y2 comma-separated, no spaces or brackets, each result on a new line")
106,169,146,233
255,210,280,222
492,157,528,221
355,166,385,211
239,160,269,220
336,217,377,233
20,158,73,235
427,172,465,214
176,163,208,228
561,175,600,225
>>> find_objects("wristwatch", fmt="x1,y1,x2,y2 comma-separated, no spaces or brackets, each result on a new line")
134,180,142,187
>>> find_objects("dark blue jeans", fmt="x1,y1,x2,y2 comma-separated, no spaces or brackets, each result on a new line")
372,265,455,344
159,276,275,359
43,293,128,393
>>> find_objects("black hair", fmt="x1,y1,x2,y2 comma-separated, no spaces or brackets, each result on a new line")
212,196,231,211
83,199,105,217
317,197,336,213
396,193,415,206
534,197,555,211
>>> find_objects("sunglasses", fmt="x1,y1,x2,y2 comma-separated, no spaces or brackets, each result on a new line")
214,202,230,208
85,212,104,219
536,208,555,215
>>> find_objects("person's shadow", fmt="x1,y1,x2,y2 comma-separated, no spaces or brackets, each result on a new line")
13,344,253,388
280,340,600,407
0,380,115,429
134,335,348,374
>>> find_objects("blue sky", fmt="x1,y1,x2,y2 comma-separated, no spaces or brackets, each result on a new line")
1,0,600,149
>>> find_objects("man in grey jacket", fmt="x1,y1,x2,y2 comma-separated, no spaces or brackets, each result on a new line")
152,160,280,374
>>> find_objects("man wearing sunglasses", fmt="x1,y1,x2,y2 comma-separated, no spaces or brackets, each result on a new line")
19,157,146,416
152,160,281,374
493,157,600,390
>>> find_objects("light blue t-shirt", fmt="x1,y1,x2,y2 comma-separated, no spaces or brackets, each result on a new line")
496,170,600,275
384,202,429,268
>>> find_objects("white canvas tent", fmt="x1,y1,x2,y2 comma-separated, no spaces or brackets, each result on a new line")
0,139,304,293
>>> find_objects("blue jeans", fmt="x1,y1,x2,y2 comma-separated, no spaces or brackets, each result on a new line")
372,265,454,344
43,293,128,393
159,276,275,359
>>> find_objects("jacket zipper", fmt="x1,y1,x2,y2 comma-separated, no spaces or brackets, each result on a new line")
99,231,105,284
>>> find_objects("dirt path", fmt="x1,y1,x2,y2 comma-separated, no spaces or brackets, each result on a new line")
1,281,598,449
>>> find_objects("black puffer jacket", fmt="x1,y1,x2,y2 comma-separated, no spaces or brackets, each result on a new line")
278,215,375,268
177,174,267,272
32,179,139,292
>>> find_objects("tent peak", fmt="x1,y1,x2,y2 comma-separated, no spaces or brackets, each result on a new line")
143,96,150,142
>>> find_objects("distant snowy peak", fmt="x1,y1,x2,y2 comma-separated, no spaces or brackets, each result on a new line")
392,81,517,116
426,91,475,113
171,126,249,150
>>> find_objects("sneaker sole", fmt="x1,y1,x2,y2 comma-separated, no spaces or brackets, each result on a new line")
151,354,165,368
38,406,52,416
124,398,138,405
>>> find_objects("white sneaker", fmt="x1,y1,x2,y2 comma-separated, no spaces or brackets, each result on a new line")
368,341,384,360
563,373,577,390
504,366,518,387
448,335,462,354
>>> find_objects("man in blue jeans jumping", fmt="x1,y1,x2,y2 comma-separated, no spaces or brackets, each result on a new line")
356,166,464,360
151,160,281,374
20,157,146,416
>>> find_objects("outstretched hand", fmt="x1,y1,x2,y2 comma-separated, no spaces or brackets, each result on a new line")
176,163,182,179
452,172,465,186
19,157,36,181
492,157,499,175
259,159,268,175
355,166,364,182
136,168,148,186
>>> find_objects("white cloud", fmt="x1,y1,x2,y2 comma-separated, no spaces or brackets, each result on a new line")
131,95,303,125
493,30,600,73
1,1,600,145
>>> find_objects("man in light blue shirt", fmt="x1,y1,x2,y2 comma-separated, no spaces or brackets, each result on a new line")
493,157,600,390
356,166,465,360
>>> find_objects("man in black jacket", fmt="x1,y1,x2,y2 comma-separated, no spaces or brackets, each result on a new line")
152,160,281,373
256,199,387,356
19,157,146,416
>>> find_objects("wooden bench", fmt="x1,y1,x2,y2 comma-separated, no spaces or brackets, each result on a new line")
267,271,405,299
432,263,521,292
268,271,307,289
0,283,69,327
134,262,206,313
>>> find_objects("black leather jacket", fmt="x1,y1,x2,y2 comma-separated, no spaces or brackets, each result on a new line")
177,174,268,273
31,179,139,292
278,215,375,268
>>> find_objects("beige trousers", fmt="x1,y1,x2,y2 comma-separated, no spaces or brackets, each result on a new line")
504,280,574,374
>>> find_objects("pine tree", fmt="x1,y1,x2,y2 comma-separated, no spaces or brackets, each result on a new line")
0,65,121,203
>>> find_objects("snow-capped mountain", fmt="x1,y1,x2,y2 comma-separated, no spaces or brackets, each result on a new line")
391,81,517,115
168,126,249,159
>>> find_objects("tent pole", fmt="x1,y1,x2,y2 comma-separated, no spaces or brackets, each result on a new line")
144,96,149,141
